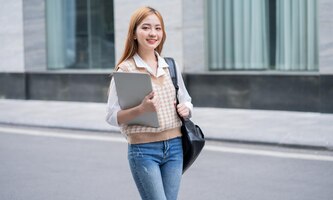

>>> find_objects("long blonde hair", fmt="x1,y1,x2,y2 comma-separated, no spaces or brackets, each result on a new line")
115,6,166,69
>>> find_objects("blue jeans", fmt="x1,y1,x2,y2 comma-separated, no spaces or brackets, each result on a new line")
128,137,183,200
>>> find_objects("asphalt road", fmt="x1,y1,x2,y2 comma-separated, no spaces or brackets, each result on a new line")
1,125,333,200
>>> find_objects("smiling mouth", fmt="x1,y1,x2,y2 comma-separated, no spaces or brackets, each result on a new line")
147,39,158,44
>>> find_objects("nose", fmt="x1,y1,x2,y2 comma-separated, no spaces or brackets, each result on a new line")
149,29,157,37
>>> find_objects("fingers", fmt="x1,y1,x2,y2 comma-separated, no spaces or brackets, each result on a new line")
151,95,159,111
146,91,155,100
177,103,190,118
141,92,159,112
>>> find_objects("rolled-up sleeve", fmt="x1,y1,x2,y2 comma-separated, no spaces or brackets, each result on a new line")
106,78,121,127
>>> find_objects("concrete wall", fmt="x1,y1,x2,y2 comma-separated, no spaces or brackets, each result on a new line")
319,0,333,74
186,73,333,113
23,0,47,72
183,0,205,72
0,0,25,72
2,71,332,113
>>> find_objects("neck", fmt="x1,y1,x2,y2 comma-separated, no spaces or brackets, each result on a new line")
137,49,156,62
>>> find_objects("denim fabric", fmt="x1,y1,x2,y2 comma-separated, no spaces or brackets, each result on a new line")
128,137,183,200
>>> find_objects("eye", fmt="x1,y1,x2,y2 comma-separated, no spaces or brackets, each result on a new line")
142,26,150,30
156,27,162,31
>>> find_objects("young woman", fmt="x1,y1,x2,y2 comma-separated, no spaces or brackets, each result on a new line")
106,6,193,200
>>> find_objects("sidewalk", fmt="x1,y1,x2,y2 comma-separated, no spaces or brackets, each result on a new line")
0,99,333,150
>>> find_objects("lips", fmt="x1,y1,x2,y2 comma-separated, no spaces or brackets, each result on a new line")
147,39,158,44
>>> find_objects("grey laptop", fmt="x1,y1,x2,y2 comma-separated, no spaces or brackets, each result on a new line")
113,72,159,128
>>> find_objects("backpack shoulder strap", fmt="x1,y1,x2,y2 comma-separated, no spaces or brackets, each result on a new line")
164,57,178,91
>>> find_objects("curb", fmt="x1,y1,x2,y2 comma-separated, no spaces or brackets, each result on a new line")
1,122,332,152
205,137,333,152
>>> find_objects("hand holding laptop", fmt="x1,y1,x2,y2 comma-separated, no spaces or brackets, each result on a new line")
113,72,160,127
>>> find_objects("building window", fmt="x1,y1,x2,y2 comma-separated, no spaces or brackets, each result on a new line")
46,0,115,69
206,0,318,71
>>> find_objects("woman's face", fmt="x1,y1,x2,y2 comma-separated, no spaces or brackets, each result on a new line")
135,14,163,52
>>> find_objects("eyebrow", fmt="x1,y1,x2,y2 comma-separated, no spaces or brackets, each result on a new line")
141,23,161,27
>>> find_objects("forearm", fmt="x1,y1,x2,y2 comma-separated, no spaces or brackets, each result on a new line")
117,105,144,125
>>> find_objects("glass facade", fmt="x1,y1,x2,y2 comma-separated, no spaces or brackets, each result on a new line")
46,0,115,70
206,0,318,71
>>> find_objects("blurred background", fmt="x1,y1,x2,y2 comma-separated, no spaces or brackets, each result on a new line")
0,0,332,113
1,1,333,200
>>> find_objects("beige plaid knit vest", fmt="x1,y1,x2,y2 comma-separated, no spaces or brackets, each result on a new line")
118,58,182,144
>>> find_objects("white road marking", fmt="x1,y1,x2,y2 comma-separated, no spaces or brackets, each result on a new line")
1,126,333,162
204,145,333,162
0,126,126,143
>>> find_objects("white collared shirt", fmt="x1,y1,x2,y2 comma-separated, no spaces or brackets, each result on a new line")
106,52,193,127
132,53,168,77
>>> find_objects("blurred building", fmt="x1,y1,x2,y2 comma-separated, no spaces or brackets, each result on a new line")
0,0,332,113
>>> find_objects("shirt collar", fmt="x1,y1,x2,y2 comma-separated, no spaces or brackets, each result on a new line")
133,52,169,77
